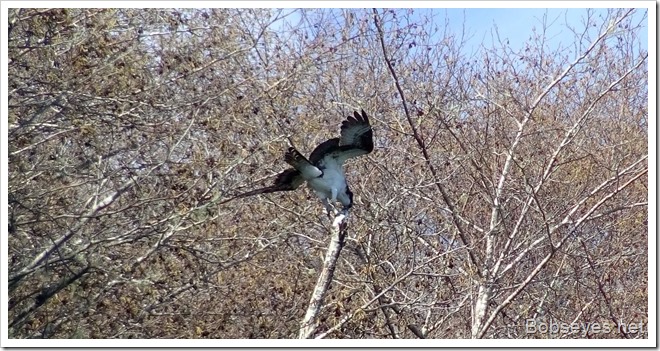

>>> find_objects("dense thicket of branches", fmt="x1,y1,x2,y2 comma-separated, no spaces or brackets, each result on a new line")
7,8,647,339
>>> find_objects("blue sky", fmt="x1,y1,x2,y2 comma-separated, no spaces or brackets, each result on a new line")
269,6,648,58
431,8,648,55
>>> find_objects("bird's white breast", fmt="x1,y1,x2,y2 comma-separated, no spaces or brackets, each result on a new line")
308,158,347,201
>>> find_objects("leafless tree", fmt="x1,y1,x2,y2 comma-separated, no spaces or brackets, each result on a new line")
7,8,647,339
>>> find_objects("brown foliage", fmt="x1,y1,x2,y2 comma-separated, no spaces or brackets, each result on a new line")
7,8,647,339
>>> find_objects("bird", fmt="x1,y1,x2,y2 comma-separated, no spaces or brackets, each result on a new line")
221,110,374,215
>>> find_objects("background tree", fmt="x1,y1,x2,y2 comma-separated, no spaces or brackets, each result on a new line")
7,8,647,339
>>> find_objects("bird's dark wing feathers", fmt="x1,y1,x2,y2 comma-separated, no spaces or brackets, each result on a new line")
309,110,374,166
285,147,323,179
334,109,374,163
219,168,303,204
340,110,373,151
309,138,340,165
274,168,305,190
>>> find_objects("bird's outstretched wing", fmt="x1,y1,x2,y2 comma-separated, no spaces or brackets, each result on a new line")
219,168,303,204
340,110,373,148
308,138,340,165
334,109,374,164
308,110,374,167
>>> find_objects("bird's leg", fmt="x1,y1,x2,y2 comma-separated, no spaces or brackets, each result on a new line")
321,198,335,218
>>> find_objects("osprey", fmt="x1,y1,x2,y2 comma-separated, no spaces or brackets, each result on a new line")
223,110,374,214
